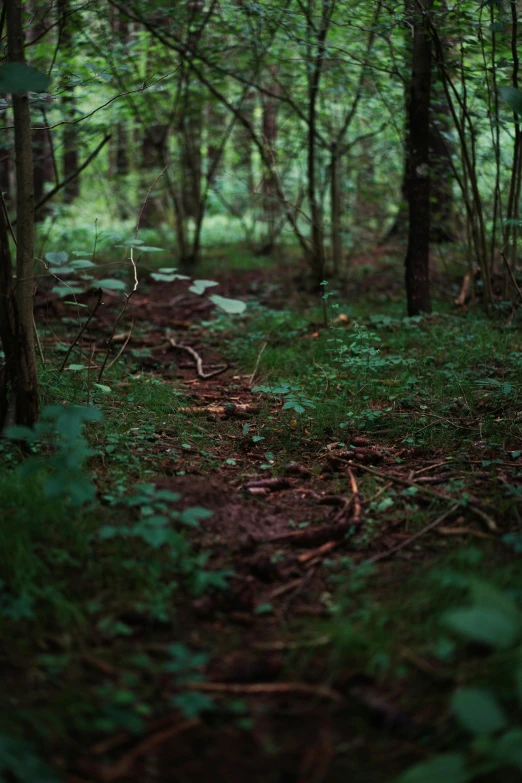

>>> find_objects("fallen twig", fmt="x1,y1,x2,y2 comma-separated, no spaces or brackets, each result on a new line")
184,680,343,702
249,340,268,386
105,320,134,373
168,338,228,379
95,719,199,781
332,457,498,532
244,477,290,493
367,504,460,564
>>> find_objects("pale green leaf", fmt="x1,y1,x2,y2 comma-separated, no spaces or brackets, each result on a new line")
45,251,68,265
442,606,519,648
209,294,247,314
97,278,126,290
189,279,219,295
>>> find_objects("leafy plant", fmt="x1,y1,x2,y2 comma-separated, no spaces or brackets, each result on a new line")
5,404,102,507
252,382,316,415
397,580,522,783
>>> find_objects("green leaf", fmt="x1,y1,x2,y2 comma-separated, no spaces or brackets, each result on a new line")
189,279,219,295
49,266,74,275
495,728,522,769
97,278,126,291
52,285,83,297
180,507,213,527
70,259,95,269
442,606,519,648
0,63,51,94
499,85,522,116
68,364,86,371
151,272,190,282
468,580,520,625
254,603,273,615
3,425,36,443
94,384,111,393
45,251,68,265
209,294,247,314
172,691,213,718
451,688,507,735
397,753,471,783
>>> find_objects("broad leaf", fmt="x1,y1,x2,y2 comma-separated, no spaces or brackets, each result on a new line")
442,606,519,648
451,688,507,735
97,278,126,290
0,63,51,94
499,85,522,116
189,279,219,295
45,251,68,265
151,273,190,282
209,294,247,314
3,425,37,443
398,753,471,783
52,285,83,296
70,259,95,269
495,728,522,769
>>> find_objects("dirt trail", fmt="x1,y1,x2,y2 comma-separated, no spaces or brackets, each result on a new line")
35,268,492,782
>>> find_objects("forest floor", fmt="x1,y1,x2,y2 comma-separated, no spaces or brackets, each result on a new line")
2,248,522,783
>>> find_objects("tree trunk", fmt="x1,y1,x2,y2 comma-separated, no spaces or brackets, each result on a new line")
330,145,342,275
58,0,79,203
429,75,456,242
405,0,433,316
27,0,54,218
0,0,39,428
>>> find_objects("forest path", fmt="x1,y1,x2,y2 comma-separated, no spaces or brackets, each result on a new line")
34,262,510,783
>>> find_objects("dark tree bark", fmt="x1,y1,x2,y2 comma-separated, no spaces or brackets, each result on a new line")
0,0,39,428
330,143,342,274
27,0,55,217
260,72,279,255
58,0,79,203
405,0,433,316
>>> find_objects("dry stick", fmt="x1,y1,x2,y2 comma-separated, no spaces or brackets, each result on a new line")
96,719,199,782
340,459,498,533
58,288,102,372
106,320,134,373
347,468,362,521
249,340,268,386
183,680,342,703
500,249,522,304
367,504,460,565
168,338,228,379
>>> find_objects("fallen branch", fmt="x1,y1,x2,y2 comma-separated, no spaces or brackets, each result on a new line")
331,457,498,532
168,338,228,379
184,680,343,702
95,719,199,781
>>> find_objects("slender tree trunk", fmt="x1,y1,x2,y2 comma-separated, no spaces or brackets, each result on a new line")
58,0,79,203
330,144,342,274
306,0,330,289
27,0,54,218
0,0,38,427
405,0,433,316
259,71,279,255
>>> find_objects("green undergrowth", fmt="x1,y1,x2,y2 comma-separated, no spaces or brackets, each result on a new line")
2,262,522,780
219,298,522,455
